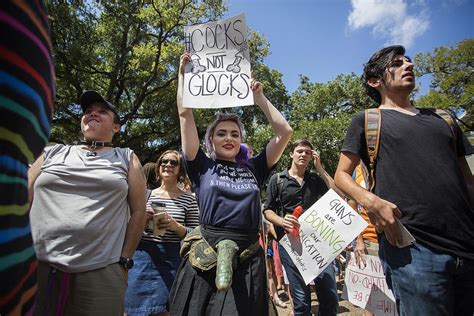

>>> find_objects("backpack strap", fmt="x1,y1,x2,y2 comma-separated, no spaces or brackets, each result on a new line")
270,171,287,241
364,109,381,192
432,109,456,136
275,172,285,216
425,108,457,152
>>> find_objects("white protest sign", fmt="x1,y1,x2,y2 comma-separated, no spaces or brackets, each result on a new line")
342,253,397,316
280,189,367,284
183,13,253,108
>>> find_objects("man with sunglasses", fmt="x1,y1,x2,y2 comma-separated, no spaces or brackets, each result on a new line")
263,139,343,316
335,45,474,315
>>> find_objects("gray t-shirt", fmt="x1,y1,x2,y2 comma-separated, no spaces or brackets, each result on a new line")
30,144,132,273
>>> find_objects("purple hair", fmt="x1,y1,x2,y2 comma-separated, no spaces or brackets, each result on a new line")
235,143,251,167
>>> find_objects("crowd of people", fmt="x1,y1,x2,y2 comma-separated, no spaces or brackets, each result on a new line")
1,1,473,316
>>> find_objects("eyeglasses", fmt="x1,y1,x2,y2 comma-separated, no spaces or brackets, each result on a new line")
387,56,412,69
160,159,179,167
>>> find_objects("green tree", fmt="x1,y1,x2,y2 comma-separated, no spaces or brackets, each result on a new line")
49,1,227,160
47,1,280,163
48,1,288,163
414,38,473,129
253,73,376,175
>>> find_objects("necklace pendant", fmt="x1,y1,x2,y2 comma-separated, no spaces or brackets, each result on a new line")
86,151,97,157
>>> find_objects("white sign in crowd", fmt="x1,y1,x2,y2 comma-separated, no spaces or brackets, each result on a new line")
342,253,398,316
183,13,253,108
280,189,368,284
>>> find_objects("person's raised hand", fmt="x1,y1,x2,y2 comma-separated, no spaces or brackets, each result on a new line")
312,150,322,170
179,52,191,75
250,79,264,98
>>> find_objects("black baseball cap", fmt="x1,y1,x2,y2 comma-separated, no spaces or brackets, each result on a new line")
80,90,120,124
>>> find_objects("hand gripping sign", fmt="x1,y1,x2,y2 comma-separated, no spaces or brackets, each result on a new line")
280,189,368,284
183,13,254,108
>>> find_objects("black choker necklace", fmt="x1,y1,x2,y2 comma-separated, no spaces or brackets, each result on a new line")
80,140,113,156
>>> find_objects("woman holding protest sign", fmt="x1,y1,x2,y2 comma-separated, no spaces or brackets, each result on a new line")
169,52,292,315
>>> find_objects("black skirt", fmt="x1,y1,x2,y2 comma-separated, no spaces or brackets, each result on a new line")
169,226,269,315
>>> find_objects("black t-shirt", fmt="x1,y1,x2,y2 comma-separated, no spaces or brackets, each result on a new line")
185,148,272,231
263,168,328,240
342,109,474,259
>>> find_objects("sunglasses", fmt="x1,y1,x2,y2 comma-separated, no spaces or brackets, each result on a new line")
160,159,179,167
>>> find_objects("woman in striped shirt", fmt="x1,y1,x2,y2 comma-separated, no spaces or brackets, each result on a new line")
125,150,199,316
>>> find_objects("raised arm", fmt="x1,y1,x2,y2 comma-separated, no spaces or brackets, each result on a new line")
313,151,345,198
177,53,200,160
251,80,293,168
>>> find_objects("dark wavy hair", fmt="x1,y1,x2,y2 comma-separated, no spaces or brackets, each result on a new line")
204,113,248,166
362,45,406,104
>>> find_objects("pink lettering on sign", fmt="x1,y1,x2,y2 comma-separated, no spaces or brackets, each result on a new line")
353,291,363,302
343,253,398,316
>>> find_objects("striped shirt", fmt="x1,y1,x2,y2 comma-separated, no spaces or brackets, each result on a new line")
142,193,199,243
0,1,55,314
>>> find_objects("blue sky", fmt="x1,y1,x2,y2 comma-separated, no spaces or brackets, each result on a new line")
225,0,473,97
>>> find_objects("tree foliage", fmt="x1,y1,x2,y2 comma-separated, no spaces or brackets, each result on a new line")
47,1,288,163
251,73,376,175
414,38,473,129
48,2,472,170
269,39,474,175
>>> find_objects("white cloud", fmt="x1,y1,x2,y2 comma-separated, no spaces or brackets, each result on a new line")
348,0,430,48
